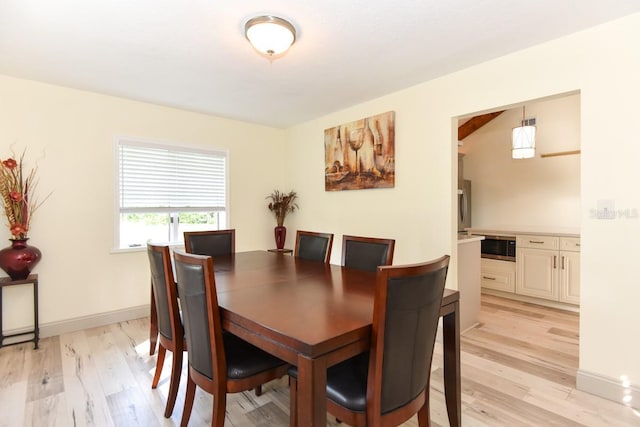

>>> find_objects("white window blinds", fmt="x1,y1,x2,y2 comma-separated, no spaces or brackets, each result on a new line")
118,140,227,213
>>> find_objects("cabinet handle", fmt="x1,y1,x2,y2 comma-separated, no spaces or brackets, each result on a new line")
529,240,545,244
553,255,557,269
482,276,496,280
561,255,565,270
576,243,581,247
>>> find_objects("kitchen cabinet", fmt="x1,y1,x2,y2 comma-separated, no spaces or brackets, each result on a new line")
516,245,558,300
558,237,581,304
516,235,580,305
480,258,515,293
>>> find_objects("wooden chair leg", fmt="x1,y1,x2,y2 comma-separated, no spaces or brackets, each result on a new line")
149,333,158,356
289,376,297,427
180,376,197,427
152,345,166,388
254,385,262,396
417,397,431,427
212,391,227,427
149,284,158,355
164,349,183,417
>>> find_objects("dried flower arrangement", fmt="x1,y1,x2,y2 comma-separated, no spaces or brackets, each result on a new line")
0,149,49,239
266,190,298,227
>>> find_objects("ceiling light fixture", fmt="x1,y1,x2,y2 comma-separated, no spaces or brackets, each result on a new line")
512,106,536,159
245,15,296,57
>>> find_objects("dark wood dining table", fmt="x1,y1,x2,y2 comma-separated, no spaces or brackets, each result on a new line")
150,250,461,426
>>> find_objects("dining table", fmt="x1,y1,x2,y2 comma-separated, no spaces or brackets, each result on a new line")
149,250,461,426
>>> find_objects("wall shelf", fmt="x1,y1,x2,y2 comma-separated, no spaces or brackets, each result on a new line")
540,149,581,158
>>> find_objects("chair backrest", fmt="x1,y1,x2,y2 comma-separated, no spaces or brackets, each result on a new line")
368,255,450,417
147,242,182,342
184,229,235,257
341,235,395,272
294,230,334,263
173,249,226,384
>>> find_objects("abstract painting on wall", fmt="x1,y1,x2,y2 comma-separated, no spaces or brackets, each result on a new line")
324,111,395,191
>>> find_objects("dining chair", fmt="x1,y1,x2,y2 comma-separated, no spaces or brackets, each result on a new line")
294,230,334,263
289,255,450,427
341,234,395,272
183,229,235,257
172,249,289,427
182,228,270,396
146,242,185,418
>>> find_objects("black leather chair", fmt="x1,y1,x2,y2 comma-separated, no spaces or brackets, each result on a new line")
341,234,395,272
183,229,235,257
183,228,271,397
172,249,289,427
294,230,334,263
147,242,185,418
289,255,450,427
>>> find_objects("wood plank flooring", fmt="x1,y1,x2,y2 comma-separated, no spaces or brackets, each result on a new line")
1,294,638,426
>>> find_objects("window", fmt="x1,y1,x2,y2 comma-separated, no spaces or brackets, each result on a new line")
116,138,228,250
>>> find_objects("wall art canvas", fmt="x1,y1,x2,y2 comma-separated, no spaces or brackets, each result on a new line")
324,111,395,191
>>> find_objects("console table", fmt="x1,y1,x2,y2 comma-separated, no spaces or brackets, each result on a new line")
267,248,293,254
0,274,39,349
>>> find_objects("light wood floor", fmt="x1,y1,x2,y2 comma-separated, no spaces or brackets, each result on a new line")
1,294,638,426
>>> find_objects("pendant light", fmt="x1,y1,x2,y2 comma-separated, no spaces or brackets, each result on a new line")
512,106,536,159
245,15,296,57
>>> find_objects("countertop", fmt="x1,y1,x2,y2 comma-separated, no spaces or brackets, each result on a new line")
457,234,485,244
464,226,580,238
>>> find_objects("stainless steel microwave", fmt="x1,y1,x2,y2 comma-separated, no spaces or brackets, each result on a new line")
480,235,516,262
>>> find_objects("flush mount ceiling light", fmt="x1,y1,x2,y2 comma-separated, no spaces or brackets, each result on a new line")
512,106,536,159
245,15,296,57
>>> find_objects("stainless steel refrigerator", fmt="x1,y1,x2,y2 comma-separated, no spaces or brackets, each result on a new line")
458,179,471,232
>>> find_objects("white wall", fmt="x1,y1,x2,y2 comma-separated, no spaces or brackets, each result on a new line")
0,75,285,330
460,94,581,229
285,13,640,402
285,89,454,268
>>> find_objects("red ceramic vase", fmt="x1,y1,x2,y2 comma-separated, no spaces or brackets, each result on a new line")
274,226,286,250
0,238,42,280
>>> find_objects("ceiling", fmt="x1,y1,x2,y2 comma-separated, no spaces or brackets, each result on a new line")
1,1,639,129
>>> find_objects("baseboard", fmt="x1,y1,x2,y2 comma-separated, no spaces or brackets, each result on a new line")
461,321,480,335
577,369,640,410
481,288,579,313
37,304,150,339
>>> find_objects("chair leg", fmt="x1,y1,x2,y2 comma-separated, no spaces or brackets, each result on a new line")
212,391,227,427
149,285,158,355
417,397,431,427
181,376,197,427
152,344,167,388
254,385,262,396
149,334,158,356
164,349,183,417
289,377,297,427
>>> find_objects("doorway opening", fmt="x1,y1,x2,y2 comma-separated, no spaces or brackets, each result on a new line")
454,90,582,383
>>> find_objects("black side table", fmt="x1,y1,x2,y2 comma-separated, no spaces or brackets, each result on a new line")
0,274,39,349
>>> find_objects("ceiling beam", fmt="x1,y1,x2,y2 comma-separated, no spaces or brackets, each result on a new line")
458,111,505,141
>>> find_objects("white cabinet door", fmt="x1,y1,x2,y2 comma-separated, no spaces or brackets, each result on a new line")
559,250,580,304
516,248,558,301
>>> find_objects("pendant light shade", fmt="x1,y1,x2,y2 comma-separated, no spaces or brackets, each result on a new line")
512,106,536,159
245,16,296,57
